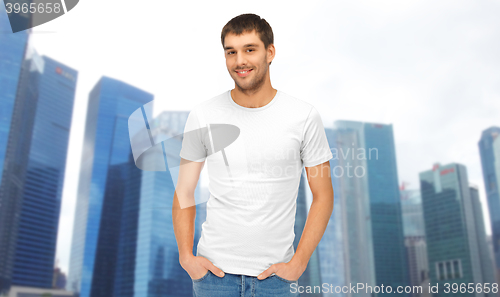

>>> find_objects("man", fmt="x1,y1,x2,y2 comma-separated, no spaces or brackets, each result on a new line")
172,13,334,297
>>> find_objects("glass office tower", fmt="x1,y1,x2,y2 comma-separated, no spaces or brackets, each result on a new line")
130,110,203,297
11,48,77,290
478,127,500,280
0,4,30,293
400,188,429,296
66,77,153,297
150,110,207,257
363,122,409,294
317,127,345,297
400,189,425,237
470,185,497,295
335,121,376,297
420,163,486,297
334,120,409,297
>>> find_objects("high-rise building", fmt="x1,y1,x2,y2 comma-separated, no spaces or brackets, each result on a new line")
400,188,429,296
404,237,428,296
130,110,204,297
66,77,153,297
151,111,189,138
53,267,67,290
470,185,498,296
0,5,77,292
0,4,30,293
420,163,488,297
478,127,500,280
400,188,426,237
11,50,77,289
334,120,409,297
317,127,345,297
495,136,500,192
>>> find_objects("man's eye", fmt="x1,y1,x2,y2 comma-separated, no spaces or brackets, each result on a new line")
247,49,254,52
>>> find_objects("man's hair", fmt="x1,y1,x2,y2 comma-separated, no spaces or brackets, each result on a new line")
221,13,274,65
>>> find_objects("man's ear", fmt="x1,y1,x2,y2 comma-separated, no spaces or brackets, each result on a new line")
267,44,276,66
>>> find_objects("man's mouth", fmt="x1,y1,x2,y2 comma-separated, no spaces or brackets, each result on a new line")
236,69,252,77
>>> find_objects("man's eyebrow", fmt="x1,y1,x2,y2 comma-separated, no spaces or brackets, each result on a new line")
224,43,259,51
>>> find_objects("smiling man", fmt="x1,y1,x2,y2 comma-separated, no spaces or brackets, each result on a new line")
172,13,334,297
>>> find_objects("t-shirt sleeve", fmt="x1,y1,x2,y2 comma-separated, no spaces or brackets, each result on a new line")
300,106,333,167
179,109,207,162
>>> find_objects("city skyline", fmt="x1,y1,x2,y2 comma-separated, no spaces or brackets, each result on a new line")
1,0,499,280
0,36,498,297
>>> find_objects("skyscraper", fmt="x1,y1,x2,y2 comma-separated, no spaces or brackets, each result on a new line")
420,163,488,297
11,50,77,289
400,188,426,237
478,127,500,281
400,188,429,296
317,127,345,297
1,5,77,292
470,185,498,296
130,110,204,297
66,77,153,297
334,120,409,297
0,4,30,293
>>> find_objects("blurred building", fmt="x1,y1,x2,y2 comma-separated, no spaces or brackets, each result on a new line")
66,77,153,297
11,51,76,289
400,187,426,237
0,4,77,293
151,111,189,138
195,187,209,257
0,5,31,294
400,187,429,297
333,120,409,297
317,128,345,297
53,267,67,290
478,127,500,280
6,286,73,297
470,185,498,296
420,163,495,297
132,110,204,297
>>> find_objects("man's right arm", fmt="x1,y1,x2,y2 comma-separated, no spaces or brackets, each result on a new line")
172,157,225,279
173,157,204,260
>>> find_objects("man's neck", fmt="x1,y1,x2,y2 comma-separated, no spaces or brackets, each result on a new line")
231,87,278,109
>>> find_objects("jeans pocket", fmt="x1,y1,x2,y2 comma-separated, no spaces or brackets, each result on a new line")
192,270,210,282
273,274,297,284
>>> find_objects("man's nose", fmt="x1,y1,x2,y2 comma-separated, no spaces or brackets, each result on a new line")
236,53,247,66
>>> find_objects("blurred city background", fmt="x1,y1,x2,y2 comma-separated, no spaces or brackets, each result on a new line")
1,0,500,296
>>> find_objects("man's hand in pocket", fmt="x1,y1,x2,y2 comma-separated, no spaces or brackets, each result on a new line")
180,254,225,279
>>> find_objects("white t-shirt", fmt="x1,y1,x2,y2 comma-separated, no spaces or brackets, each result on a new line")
179,89,333,277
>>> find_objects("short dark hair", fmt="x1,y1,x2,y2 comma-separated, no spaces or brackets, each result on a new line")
221,13,274,65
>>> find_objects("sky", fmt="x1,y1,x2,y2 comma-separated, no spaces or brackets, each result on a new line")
23,0,500,274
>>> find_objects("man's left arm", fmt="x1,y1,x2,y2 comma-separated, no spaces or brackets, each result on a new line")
257,160,334,280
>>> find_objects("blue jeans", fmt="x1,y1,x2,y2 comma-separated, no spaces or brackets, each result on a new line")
192,271,301,297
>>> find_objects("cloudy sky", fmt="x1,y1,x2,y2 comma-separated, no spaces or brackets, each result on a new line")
26,0,500,274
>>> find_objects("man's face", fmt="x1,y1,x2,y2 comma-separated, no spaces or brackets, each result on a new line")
224,30,274,92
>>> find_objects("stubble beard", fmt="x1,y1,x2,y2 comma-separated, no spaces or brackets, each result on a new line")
234,57,269,95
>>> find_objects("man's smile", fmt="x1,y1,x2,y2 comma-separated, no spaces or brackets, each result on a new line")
236,69,253,77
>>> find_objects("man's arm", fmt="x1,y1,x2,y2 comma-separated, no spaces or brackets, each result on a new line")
257,160,333,280
290,160,333,269
172,157,225,279
172,157,204,260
